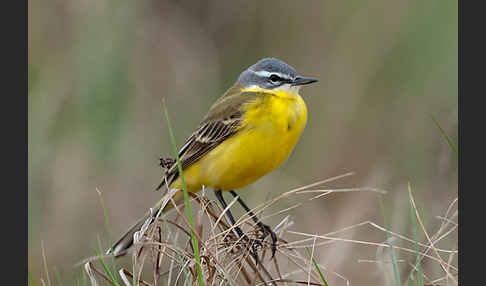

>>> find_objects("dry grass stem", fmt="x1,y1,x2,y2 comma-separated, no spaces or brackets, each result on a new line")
82,174,457,285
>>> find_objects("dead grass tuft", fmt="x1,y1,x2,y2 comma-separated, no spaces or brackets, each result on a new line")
83,174,457,286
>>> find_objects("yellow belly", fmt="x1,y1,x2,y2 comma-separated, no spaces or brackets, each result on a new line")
171,91,307,192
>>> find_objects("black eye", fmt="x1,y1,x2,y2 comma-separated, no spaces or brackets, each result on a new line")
269,74,281,82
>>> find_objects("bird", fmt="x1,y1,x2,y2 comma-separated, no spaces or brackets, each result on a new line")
108,58,317,263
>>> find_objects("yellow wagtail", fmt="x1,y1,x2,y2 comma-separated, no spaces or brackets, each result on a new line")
109,58,317,261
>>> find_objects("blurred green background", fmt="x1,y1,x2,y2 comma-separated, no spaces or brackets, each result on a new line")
28,0,457,284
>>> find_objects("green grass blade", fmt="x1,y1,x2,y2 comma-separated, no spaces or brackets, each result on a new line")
95,237,118,285
53,267,64,286
162,100,204,286
96,188,113,245
41,241,52,286
305,247,329,286
312,257,329,286
431,115,458,156
379,198,401,286
409,184,424,286
95,188,119,275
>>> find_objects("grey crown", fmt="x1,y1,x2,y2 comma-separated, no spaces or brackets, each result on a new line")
237,58,299,89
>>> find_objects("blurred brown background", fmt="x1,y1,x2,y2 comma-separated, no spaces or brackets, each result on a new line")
28,0,457,284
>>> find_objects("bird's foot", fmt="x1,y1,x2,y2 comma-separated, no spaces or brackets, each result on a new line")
256,223,278,259
238,233,264,265
237,224,278,265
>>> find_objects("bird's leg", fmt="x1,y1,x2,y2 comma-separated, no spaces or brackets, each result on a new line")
229,190,278,258
214,190,261,264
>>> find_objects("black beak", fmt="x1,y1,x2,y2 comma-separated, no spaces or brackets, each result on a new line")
291,76,318,86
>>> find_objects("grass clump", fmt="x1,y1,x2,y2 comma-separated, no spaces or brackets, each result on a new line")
34,171,457,286
81,173,372,285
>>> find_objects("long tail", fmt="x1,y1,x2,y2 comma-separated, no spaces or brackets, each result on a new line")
108,189,183,257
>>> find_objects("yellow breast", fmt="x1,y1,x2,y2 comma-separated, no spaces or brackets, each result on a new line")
173,87,307,192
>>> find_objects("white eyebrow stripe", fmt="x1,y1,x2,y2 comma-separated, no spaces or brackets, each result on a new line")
252,70,291,80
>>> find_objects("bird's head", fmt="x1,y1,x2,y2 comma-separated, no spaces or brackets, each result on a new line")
237,58,318,92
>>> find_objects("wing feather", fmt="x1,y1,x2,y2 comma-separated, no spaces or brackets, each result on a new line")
156,117,240,189
156,86,263,190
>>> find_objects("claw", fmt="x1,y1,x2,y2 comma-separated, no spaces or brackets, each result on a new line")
259,223,278,259
251,243,260,265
